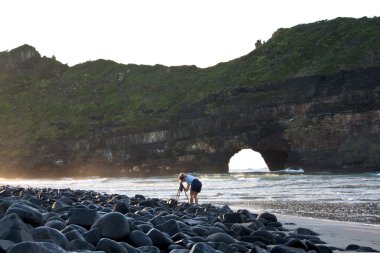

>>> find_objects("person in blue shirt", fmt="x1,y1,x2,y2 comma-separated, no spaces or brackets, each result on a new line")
178,173,202,204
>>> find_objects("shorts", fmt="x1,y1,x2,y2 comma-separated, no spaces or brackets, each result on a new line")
190,179,202,193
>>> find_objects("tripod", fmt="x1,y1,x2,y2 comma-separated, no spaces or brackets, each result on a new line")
176,183,189,203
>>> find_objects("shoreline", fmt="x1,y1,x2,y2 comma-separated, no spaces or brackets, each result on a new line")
277,214,380,251
227,204,380,252
228,202,380,226
0,170,379,180
226,200,380,225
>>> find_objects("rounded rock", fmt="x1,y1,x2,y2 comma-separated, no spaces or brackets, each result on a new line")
213,222,228,231
304,240,321,253
8,241,66,253
357,246,379,252
317,245,334,253
138,245,160,253
207,242,234,253
91,212,131,240
0,213,34,243
146,228,174,249
96,238,128,253
230,223,254,236
40,242,69,252
139,200,156,208
67,208,99,228
51,201,71,213
190,242,217,253
64,229,85,241
251,230,276,244
205,232,235,244
30,226,69,249
120,242,143,253
248,220,265,230
270,245,306,253
0,239,15,252
128,230,153,247
258,212,277,222
5,203,43,227
44,220,66,231
137,224,154,233
155,219,182,236
0,189,12,198
113,202,131,214
222,213,245,223
295,228,319,236
191,226,210,237
230,243,250,252
0,199,12,214
170,249,188,253
67,238,96,251
238,209,258,220
83,228,102,245
285,238,309,251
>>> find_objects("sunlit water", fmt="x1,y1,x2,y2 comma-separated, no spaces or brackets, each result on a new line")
1,170,379,205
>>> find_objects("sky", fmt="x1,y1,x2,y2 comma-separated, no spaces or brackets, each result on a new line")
1,0,379,68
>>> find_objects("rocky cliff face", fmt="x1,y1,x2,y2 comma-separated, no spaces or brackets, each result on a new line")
10,66,378,177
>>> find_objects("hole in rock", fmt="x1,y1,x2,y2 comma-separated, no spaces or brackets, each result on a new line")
228,149,270,173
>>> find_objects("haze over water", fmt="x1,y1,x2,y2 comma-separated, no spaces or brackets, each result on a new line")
1,170,379,224
1,171,379,203
1,150,379,223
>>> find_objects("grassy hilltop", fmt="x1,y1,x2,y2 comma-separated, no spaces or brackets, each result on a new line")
0,17,379,158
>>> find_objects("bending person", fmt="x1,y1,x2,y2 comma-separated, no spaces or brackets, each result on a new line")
178,173,202,204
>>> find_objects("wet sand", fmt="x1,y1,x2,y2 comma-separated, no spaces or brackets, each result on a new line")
278,215,380,251
240,200,380,224
228,202,380,252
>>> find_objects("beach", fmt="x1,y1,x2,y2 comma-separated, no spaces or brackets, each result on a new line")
1,172,379,252
277,215,380,251
1,185,380,253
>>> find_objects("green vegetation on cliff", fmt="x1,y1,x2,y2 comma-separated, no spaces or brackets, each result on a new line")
0,17,379,158
212,17,380,85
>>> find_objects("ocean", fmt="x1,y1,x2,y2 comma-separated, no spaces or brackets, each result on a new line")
1,169,379,224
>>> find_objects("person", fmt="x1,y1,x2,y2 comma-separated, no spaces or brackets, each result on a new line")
178,172,202,204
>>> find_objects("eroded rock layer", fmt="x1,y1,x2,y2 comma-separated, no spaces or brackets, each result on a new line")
20,67,380,177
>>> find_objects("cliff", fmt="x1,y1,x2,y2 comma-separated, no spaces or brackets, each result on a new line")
19,66,380,177
0,17,380,177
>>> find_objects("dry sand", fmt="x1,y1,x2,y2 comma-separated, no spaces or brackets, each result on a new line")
278,214,380,251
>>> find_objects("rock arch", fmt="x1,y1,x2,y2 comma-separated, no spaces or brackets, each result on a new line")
228,149,269,173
